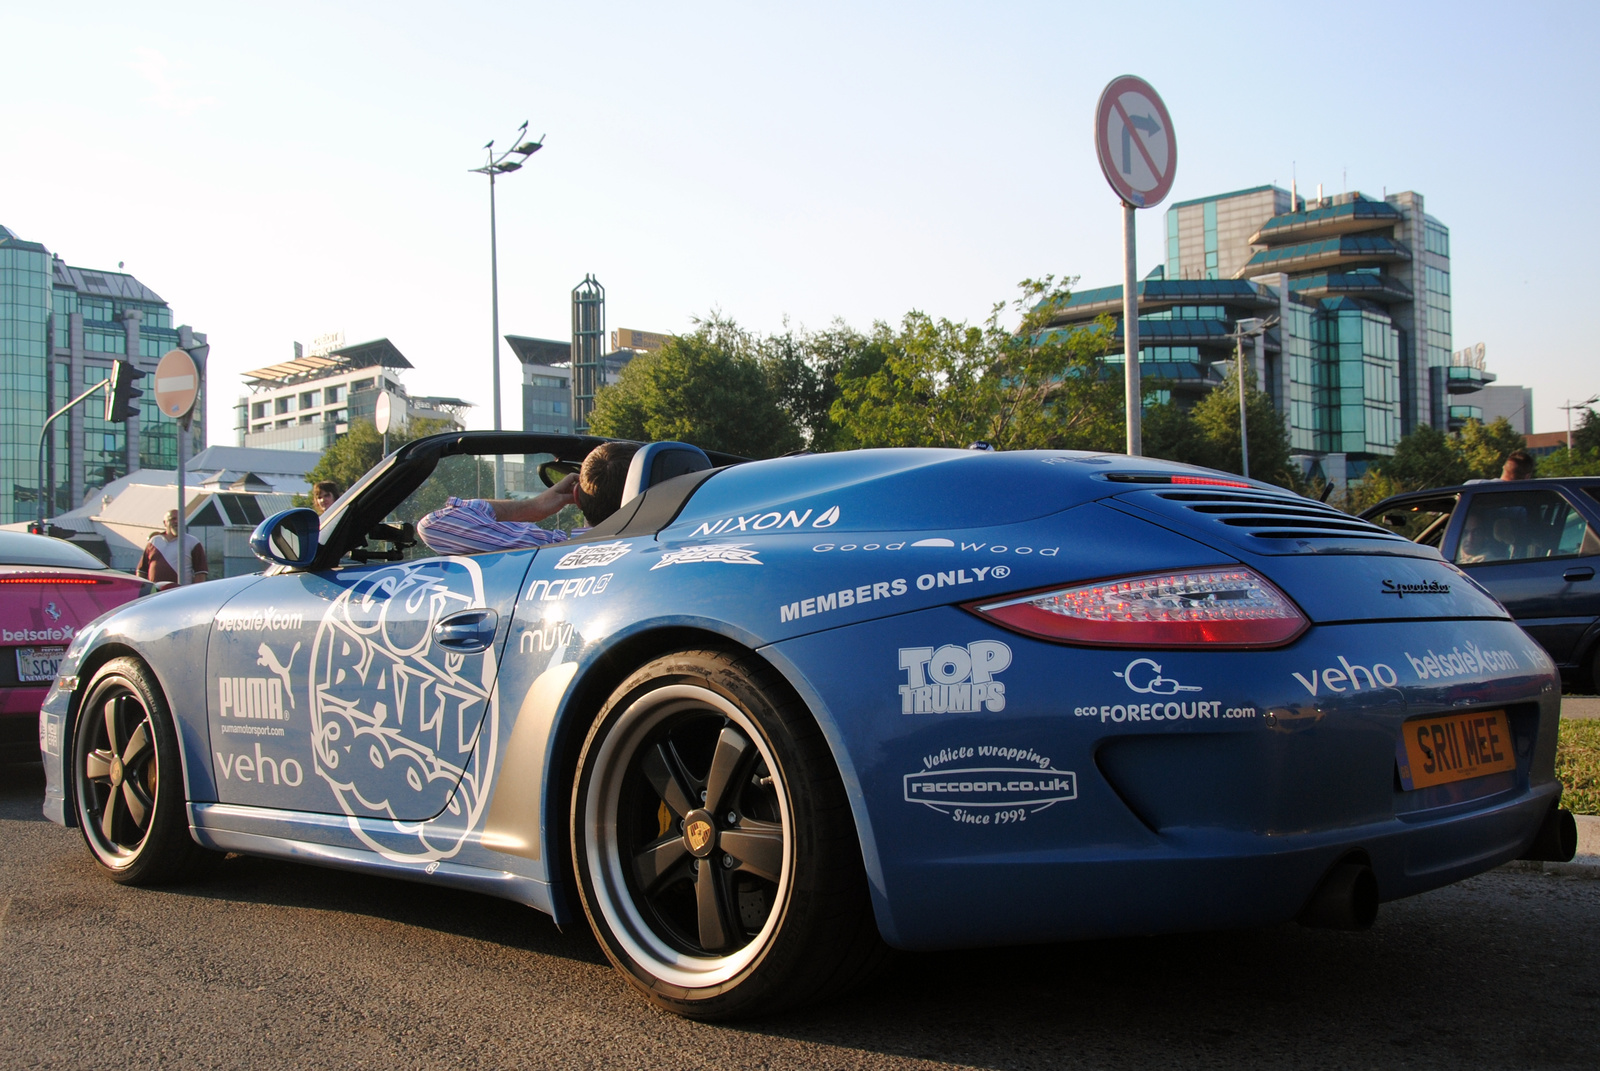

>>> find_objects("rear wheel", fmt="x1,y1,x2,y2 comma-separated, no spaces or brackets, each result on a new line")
72,657,209,884
571,649,882,1019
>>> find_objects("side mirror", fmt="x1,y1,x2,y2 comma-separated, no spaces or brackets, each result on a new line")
250,508,321,568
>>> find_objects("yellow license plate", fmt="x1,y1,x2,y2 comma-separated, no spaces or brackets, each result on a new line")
1396,710,1516,790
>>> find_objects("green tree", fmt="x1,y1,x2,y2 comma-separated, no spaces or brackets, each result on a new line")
300,416,458,505
588,316,802,458
1455,417,1526,479
829,276,1122,451
1186,363,1293,486
1345,425,1469,512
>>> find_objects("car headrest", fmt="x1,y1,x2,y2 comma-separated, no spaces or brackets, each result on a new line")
621,442,713,505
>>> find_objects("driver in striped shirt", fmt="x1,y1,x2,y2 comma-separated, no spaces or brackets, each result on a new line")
416,441,639,555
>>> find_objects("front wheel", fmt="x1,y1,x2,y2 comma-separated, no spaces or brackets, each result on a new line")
572,649,882,1019
72,657,209,884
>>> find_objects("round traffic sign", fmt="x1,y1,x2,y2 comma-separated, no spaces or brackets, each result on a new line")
374,391,393,435
153,349,200,419
1094,75,1177,209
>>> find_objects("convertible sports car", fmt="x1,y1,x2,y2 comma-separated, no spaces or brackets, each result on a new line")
39,432,1577,1018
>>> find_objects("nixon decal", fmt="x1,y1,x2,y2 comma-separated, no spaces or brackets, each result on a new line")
899,641,1011,713
691,505,839,537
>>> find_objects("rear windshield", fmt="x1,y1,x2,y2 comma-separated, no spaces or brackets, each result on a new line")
0,531,109,570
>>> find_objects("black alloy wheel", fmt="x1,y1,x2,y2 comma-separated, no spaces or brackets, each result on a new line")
572,649,883,1019
72,657,209,884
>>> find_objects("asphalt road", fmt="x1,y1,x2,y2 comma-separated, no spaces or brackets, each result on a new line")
2,762,1597,1071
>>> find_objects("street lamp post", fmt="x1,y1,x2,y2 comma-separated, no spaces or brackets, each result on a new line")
1228,317,1276,480
1561,394,1599,452
470,122,544,496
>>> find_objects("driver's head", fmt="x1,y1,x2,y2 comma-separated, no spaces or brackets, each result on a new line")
575,442,640,524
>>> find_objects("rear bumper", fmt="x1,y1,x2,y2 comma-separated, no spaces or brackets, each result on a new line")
0,688,43,762
878,780,1558,949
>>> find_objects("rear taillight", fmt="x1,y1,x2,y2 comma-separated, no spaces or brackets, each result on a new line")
0,575,107,585
968,567,1307,648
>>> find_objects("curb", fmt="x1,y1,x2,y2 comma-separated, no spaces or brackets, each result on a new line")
1499,814,1600,879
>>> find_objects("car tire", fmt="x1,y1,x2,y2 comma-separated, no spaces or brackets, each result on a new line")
72,657,210,885
571,648,884,1019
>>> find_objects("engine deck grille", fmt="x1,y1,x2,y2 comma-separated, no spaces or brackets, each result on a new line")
1114,487,1412,554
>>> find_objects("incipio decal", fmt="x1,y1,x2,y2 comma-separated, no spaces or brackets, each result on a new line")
554,541,632,570
651,543,762,569
904,744,1077,825
898,641,1011,714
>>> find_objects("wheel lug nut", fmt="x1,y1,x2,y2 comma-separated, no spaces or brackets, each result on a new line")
721,855,735,869
725,812,737,825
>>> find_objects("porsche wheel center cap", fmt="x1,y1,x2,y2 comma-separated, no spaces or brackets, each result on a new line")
108,756,124,787
683,810,717,857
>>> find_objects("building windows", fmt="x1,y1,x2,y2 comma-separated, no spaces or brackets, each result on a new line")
299,389,320,409
350,377,374,393
251,401,268,420
528,398,569,415
529,374,568,389
275,397,292,415
325,384,344,404
1425,265,1450,296
1424,221,1450,258
1166,210,1179,278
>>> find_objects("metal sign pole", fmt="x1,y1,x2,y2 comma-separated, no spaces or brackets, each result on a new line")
177,413,189,584
1236,333,1250,479
1122,203,1141,456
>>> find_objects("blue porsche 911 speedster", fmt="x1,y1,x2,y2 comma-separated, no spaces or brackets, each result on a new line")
39,433,1578,1018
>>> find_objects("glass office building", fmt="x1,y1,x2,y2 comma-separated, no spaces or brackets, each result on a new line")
1050,184,1482,480
0,225,202,525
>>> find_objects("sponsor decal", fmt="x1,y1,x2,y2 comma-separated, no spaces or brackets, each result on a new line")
778,566,1012,623
811,539,1057,555
40,711,60,756
45,601,61,621
219,677,288,721
899,641,1012,714
525,573,612,603
215,742,304,786
1292,656,1399,696
689,505,840,537
904,744,1077,824
782,578,907,623
215,606,306,632
519,621,575,654
554,541,632,570
1114,658,1201,695
652,543,762,569
1074,658,1250,722
256,642,300,706
1382,578,1450,598
1405,641,1520,680
1,626,75,642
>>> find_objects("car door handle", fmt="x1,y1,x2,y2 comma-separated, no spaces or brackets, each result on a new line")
1564,567,1596,582
434,609,499,652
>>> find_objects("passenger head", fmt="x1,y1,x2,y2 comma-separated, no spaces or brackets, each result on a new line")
312,480,342,513
576,442,640,524
1501,450,1534,481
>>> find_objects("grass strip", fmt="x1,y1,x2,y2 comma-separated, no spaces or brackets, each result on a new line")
1557,718,1600,815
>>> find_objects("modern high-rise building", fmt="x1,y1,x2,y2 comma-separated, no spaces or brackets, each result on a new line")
507,330,659,436
0,224,204,525
1049,184,1488,482
235,338,469,451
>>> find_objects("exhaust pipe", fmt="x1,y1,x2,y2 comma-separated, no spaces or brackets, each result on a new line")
1298,861,1379,931
1519,806,1578,863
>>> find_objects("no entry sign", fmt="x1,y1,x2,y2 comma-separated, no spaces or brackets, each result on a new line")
1094,75,1177,209
153,348,200,420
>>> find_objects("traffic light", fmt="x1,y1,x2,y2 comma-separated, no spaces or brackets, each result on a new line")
105,359,145,423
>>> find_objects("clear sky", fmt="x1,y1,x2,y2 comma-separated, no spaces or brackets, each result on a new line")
3,1,1595,437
